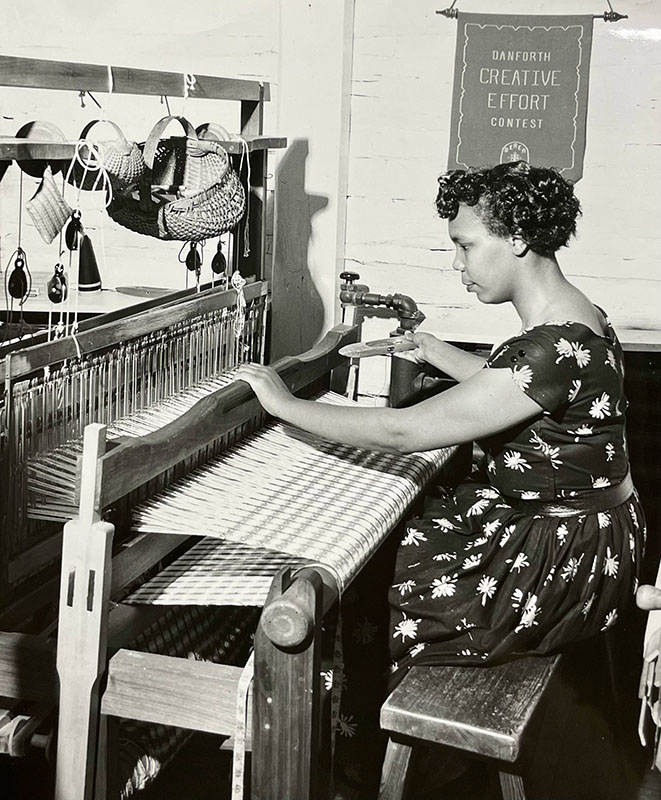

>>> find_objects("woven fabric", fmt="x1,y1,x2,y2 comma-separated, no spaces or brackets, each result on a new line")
126,392,453,606
25,165,72,243
117,604,258,798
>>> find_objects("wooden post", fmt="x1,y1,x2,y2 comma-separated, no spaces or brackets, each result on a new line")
252,568,337,800
55,423,114,800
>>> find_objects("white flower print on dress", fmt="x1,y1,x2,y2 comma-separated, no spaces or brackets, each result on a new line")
393,615,421,642
499,525,516,547
431,574,458,598
392,580,416,596
462,553,483,570
589,392,611,419
506,552,530,573
572,342,591,367
408,642,427,658
476,487,500,500
582,593,596,617
483,519,502,537
476,575,498,605
431,517,456,531
605,350,617,371
432,552,457,562
555,338,574,362
554,339,591,367
628,503,639,529
466,498,490,516
515,594,541,632
569,424,594,442
337,714,357,738
529,430,562,469
597,511,611,529
592,476,611,489
503,450,532,472
588,554,597,583
511,364,533,391
322,668,348,692
568,379,582,402
560,555,583,582
487,456,497,473
629,533,636,558
464,535,488,550
605,443,615,462
601,610,618,631
402,527,427,546
520,491,541,500
543,565,556,585
511,588,524,609
455,617,477,636
556,523,568,545
603,547,619,578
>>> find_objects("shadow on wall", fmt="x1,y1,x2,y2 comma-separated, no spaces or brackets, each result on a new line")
270,138,326,361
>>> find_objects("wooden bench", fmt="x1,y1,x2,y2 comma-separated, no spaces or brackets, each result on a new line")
378,654,561,800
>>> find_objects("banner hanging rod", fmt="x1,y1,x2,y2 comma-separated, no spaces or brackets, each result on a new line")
436,3,628,22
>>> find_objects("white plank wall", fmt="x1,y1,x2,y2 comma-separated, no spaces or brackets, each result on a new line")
345,0,661,393
1,1,659,383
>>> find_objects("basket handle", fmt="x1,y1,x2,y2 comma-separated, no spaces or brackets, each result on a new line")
142,115,198,171
79,120,132,155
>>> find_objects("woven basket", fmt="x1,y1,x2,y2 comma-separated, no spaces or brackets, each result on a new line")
68,120,145,192
107,116,245,242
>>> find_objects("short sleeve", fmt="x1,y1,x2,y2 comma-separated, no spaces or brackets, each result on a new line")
487,329,580,413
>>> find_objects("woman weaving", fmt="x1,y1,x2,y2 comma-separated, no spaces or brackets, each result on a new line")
237,162,644,795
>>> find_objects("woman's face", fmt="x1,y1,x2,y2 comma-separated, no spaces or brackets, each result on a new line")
448,203,518,305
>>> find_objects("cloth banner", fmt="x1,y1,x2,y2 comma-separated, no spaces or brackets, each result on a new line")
447,13,594,181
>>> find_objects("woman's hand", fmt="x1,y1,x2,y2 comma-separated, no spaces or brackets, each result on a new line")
235,363,293,417
400,330,443,364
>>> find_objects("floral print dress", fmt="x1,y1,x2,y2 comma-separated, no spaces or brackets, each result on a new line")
388,316,646,674
332,315,646,799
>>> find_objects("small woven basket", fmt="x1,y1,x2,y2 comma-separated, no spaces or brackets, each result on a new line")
68,120,145,192
107,116,245,242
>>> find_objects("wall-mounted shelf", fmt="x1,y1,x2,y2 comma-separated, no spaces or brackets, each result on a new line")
0,135,287,162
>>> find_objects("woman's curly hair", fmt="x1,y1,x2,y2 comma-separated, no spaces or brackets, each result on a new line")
435,162,581,257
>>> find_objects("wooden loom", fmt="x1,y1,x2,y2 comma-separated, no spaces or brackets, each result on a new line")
0,54,467,800
51,320,464,800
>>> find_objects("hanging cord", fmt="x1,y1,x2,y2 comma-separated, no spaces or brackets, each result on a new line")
236,137,251,257
63,140,114,209
231,269,248,353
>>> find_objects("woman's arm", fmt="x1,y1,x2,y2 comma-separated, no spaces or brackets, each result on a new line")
235,363,542,454
403,332,486,381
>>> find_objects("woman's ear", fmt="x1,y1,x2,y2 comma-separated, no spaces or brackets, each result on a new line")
510,236,530,258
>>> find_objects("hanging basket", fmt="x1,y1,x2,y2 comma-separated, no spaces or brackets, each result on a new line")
67,120,145,192
107,116,245,242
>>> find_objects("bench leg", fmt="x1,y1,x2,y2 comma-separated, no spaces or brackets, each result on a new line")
499,769,526,800
378,738,413,800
